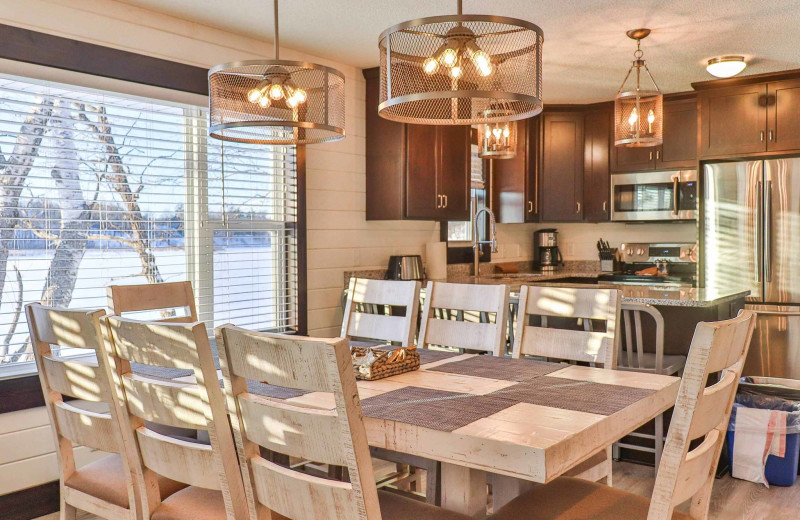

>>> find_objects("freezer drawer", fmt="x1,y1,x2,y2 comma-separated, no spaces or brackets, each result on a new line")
744,304,800,379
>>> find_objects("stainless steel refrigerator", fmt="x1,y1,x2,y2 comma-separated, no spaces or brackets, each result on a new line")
704,158,800,379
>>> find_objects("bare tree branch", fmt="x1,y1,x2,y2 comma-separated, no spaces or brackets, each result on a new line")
2,267,23,349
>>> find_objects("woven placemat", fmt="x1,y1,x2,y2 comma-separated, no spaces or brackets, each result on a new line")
360,386,512,432
490,376,656,416
427,355,563,382
374,345,460,365
131,363,193,380
241,379,309,400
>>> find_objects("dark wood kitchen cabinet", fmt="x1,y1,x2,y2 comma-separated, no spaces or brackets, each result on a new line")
540,112,585,222
491,116,539,223
583,105,611,222
699,78,800,158
363,68,470,221
611,96,697,172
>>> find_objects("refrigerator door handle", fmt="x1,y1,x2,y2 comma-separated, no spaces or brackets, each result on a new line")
755,180,763,284
765,180,773,283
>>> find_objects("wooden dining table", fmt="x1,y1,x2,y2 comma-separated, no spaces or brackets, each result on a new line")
280,351,681,518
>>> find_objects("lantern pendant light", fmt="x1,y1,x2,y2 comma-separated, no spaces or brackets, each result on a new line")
378,0,544,125
614,29,663,148
477,109,517,159
208,0,345,145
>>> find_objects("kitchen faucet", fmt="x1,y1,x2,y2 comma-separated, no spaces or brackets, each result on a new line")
473,207,498,277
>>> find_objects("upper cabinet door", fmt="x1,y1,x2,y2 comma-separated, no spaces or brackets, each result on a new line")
700,84,767,157
491,117,539,223
405,124,440,219
541,112,585,222
657,97,698,169
583,107,611,222
436,125,471,220
611,144,655,173
768,79,800,153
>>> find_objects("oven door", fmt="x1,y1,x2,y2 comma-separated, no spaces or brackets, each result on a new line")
611,170,697,221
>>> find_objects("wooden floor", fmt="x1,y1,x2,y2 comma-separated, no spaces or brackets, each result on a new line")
34,462,799,520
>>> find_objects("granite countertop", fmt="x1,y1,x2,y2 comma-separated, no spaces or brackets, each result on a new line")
344,264,751,308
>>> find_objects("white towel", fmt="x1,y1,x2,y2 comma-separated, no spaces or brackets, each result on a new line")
732,407,773,486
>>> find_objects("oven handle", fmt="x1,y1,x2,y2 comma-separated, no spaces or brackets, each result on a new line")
672,175,680,216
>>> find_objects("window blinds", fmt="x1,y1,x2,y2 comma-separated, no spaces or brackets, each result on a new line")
0,74,298,368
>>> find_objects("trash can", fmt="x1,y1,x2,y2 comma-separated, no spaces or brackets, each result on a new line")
726,377,800,487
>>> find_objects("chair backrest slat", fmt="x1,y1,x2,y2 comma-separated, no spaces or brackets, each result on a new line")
102,316,248,520
418,282,509,355
619,302,666,373
513,286,620,368
647,310,756,520
216,326,381,520
341,278,420,346
107,281,198,323
25,303,138,515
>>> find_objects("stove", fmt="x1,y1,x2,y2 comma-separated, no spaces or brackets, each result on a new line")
599,242,697,287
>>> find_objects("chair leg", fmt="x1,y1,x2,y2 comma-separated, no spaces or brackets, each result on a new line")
426,460,441,506
654,413,664,474
60,491,77,520
612,443,620,461
604,445,613,487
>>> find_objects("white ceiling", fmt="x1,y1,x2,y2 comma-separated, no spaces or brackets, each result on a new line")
118,0,800,103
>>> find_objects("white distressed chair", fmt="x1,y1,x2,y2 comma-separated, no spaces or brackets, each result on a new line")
512,286,621,485
418,281,509,356
100,315,248,520
341,278,435,501
107,281,198,323
490,310,757,520
25,304,185,520
215,325,473,520
341,278,421,347
615,302,687,473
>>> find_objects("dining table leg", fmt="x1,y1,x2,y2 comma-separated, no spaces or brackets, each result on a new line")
487,474,535,512
440,463,488,518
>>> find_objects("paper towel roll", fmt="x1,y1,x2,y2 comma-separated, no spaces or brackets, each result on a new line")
426,242,447,280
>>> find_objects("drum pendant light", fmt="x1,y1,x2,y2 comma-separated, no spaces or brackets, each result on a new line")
208,0,345,145
614,29,663,148
378,0,544,125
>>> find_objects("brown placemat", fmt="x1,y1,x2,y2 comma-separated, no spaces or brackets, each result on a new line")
222,379,309,400
489,376,656,416
360,386,512,432
132,363,193,380
427,355,563,382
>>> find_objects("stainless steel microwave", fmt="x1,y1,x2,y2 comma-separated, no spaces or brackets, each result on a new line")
610,170,697,222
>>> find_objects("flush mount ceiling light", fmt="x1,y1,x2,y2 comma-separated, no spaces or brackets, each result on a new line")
477,109,517,159
378,0,543,125
208,0,345,145
614,29,663,148
706,56,747,78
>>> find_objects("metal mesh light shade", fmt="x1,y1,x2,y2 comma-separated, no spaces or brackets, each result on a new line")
615,90,663,147
209,60,345,145
477,116,517,159
379,15,543,125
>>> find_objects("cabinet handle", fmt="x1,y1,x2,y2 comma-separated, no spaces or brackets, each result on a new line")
576,201,581,214
760,130,765,142
649,151,653,161
527,200,533,213
436,194,442,208
602,200,607,213
442,194,448,208
769,129,775,142
656,150,661,160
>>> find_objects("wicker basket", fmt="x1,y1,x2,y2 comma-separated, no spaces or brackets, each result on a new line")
352,345,420,381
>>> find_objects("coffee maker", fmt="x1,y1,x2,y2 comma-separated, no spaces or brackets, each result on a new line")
533,228,563,271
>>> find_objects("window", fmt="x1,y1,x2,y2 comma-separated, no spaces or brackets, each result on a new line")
0,73,298,374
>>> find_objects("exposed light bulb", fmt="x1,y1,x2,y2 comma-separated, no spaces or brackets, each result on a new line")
286,96,299,108
647,109,655,125
628,107,638,128
258,95,271,108
269,84,285,100
450,65,463,79
492,127,502,139
293,89,307,104
440,48,458,68
247,88,262,103
502,126,510,138
423,57,439,75
472,50,491,69
478,63,493,77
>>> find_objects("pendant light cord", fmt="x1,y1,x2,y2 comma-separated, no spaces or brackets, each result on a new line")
274,0,280,60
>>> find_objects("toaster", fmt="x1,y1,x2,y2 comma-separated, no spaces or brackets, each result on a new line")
386,255,425,281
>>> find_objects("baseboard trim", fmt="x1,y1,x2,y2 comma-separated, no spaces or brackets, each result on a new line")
0,481,59,520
